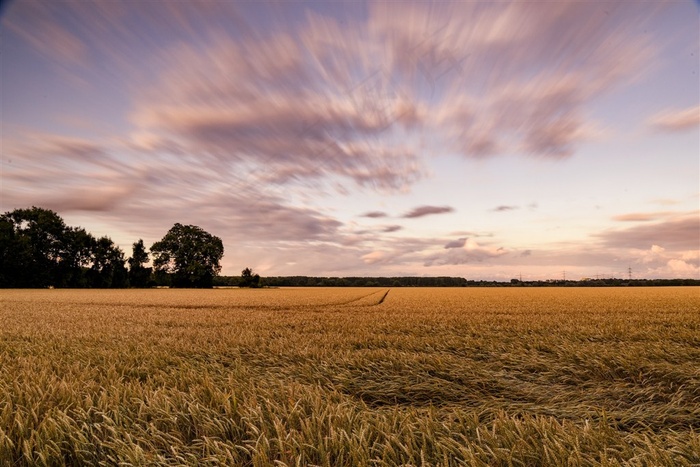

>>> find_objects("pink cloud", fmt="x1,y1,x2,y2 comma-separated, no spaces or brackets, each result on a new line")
596,214,700,251
425,238,508,266
612,212,675,222
402,205,455,218
361,211,388,218
649,106,700,132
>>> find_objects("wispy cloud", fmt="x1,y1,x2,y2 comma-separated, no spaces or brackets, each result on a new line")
648,106,700,132
402,205,455,219
612,211,674,222
491,205,519,212
425,239,508,266
3,0,691,279
596,214,700,250
9,0,662,179
361,211,388,218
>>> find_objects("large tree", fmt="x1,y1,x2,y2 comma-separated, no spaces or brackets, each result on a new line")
151,223,224,288
0,207,68,287
87,236,128,288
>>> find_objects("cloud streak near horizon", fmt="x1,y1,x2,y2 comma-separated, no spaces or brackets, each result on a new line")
2,0,698,280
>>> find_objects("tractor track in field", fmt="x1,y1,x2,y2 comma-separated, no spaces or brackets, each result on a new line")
332,288,391,307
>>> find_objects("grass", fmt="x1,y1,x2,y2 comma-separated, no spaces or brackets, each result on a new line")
0,287,698,466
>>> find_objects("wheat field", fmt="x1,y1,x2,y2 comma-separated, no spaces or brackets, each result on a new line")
0,287,698,466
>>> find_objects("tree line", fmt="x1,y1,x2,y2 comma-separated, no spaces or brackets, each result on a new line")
3,207,698,289
214,275,470,287
0,207,223,288
214,276,699,287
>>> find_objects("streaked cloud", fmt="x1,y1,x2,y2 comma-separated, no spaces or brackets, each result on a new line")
492,205,519,212
595,214,700,251
361,251,391,265
402,206,455,219
361,211,388,218
425,239,508,266
648,106,700,132
2,0,696,279
612,212,674,222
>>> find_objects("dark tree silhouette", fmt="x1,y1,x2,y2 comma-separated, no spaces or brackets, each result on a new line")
151,223,224,288
88,236,128,288
0,207,69,287
128,239,152,287
56,227,95,287
240,267,261,288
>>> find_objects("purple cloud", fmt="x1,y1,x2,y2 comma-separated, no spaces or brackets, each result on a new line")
402,205,454,218
425,240,508,266
595,215,700,250
648,106,700,133
444,238,467,249
492,205,518,212
361,211,388,218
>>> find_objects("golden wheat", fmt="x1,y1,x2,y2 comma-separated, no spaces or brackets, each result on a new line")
1,287,698,466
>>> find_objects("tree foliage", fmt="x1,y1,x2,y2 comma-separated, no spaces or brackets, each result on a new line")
0,207,127,288
88,236,128,288
0,207,67,287
240,267,261,288
128,239,152,288
151,223,224,288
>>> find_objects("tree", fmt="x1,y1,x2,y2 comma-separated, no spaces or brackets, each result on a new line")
151,223,224,288
240,267,261,288
56,227,95,287
0,207,68,287
87,236,128,288
128,239,152,287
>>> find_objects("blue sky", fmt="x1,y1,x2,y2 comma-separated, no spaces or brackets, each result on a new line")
2,0,698,280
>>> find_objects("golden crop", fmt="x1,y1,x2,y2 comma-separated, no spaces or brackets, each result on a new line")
1,287,698,466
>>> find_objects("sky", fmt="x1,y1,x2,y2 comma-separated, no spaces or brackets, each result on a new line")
1,0,699,280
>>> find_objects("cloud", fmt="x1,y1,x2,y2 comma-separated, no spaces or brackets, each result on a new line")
612,211,674,222
665,259,699,277
492,205,518,212
448,230,494,238
425,238,508,266
8,0,665,180
417,2,658,158
4,2,89,66
651,198,681,206
648,106,700,132
361,251,390,265
639,245,665,264
361,211,388,218
444,238,467,249
3,1,689,280
402,205,454,218
595,214,700,251
127,19,428,193
2,131,346,248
